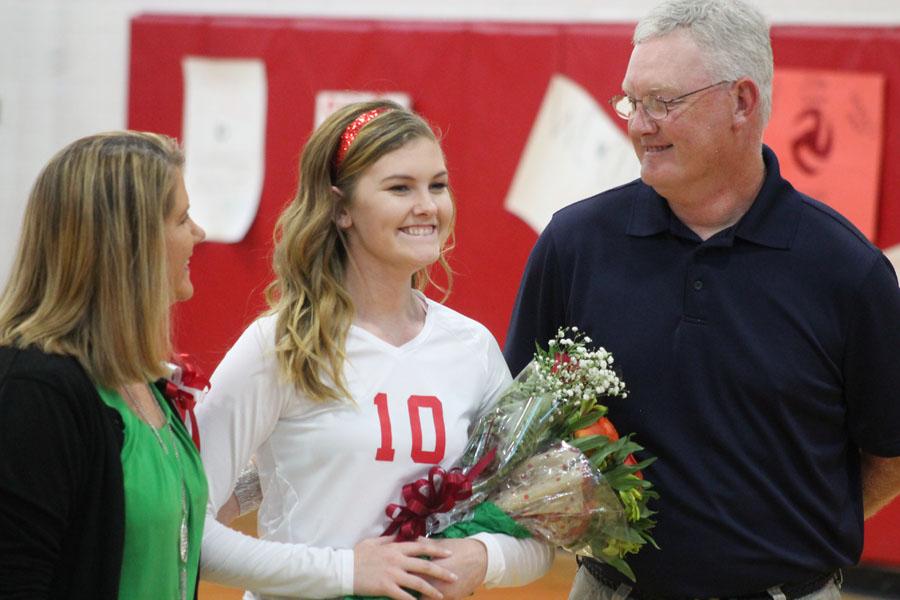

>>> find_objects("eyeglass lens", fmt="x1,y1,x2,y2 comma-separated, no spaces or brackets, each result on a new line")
612,95,666,120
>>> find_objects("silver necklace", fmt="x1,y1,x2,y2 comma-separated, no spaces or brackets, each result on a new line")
124,384,168,453
122,384,190,600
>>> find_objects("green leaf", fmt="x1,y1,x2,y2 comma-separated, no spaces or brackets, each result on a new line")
610,441,644,458
584,436,632,462
570,434,614,454
631,457,656,471
616,526,646,544
568,410,607,431
602,464,633,486
603,556,636,582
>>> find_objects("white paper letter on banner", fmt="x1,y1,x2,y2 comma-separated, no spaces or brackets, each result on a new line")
182,57,267,243
504,74,639,233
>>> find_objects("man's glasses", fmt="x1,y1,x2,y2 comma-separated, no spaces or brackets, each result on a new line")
609,80,734,120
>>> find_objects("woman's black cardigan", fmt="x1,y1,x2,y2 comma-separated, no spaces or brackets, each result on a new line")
0,345,174,599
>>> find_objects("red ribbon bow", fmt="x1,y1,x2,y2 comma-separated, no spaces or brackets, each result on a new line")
382,448,496,541
164,353,210,450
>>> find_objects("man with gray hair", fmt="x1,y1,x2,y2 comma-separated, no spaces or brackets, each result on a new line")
504,0,900,598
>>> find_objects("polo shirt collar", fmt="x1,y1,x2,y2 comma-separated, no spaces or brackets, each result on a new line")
626,145,801,249
626,184,671,237
732,145,801,249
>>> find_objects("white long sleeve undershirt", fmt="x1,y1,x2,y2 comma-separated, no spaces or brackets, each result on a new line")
198,299,553,598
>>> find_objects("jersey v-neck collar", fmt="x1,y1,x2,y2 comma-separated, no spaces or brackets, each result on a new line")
349,290,434,354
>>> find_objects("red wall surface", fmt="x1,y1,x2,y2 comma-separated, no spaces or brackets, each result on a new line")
128,15,900,566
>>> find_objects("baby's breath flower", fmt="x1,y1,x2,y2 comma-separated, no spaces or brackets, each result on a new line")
533,327,627,409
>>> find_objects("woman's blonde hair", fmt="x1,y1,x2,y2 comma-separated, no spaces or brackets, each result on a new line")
267,100,455,403
0,131,184,388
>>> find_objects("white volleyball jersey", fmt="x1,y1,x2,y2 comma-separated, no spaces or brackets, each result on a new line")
198,295,553,599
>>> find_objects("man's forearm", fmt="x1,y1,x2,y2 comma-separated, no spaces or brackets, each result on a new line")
861,452,900,519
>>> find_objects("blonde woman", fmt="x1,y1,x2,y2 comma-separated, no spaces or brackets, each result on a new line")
197,101,554,600
0,131,207,600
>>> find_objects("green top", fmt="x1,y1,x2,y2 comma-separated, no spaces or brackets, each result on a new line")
97,384,208,600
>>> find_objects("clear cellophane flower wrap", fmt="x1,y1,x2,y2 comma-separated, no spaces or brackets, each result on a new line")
427,359,563,529
372,327,658,592
487,440,628,555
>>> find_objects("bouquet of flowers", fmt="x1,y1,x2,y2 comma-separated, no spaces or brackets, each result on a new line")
348,327,658,599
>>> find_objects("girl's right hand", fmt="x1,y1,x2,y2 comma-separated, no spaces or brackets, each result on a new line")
353,536,459,600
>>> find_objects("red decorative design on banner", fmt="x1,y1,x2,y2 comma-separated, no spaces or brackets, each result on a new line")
764,68,885,240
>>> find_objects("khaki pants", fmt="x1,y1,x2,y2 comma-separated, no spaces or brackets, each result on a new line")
567,566,842,600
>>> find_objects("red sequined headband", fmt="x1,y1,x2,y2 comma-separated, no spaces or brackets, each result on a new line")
333,107,392,168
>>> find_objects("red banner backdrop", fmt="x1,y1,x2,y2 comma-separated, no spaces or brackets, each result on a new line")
129,15,900,566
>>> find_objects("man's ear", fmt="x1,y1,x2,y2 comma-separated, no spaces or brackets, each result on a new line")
733,77,760,126
332,186,351,230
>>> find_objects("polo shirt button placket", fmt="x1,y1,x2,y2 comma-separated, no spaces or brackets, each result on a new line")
684,259,708,322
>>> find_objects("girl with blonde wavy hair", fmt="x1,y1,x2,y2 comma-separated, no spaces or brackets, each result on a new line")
197,101,553,600
0,131,207,599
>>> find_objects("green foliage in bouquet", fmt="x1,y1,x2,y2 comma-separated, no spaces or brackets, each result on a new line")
449,327,659,581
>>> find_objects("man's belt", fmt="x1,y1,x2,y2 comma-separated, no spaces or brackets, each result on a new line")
579,558,839,600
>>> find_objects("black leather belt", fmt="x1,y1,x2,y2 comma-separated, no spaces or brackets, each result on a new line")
580,558,839,600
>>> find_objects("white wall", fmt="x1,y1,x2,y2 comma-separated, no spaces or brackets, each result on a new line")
2,0,899,284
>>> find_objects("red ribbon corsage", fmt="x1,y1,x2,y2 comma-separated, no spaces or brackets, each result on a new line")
163,353,210,450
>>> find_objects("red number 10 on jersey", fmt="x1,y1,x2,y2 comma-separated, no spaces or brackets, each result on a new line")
373,393,446,464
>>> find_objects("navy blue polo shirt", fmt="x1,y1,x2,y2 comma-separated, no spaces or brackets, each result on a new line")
504,147,900,597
